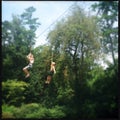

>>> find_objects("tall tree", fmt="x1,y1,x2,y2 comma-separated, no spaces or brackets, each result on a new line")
47,4,102,117
48,4,101,83
2,6,40,80
21,6,40,48
92,1,118,66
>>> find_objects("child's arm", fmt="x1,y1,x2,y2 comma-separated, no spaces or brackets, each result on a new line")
26,55,30,60
26,53,31,60
53,66,56,74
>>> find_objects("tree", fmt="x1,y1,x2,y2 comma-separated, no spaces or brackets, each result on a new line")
91,62,118,118
21,6,40,47
2,6,40,81
47,4,102,117
92,1,118,66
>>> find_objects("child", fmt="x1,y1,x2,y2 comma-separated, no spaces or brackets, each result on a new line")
45,61,56,84
23,52,34,78
39,61,56,95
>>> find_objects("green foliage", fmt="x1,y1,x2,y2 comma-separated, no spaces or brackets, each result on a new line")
12,103,40,118
2,104,17,118
48,4,101,89
92,1,118,65
2,80,29,106
2,112,15,119
11,103,66,118
91,63,118,118
2,104,16,113
2,6,40,81
57,86,74,105
48,105,66,118
2,3,118,119
21,6,40,32
87,66,104,88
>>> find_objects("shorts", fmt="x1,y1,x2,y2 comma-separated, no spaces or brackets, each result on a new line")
47,71,54,76
24,63,33,70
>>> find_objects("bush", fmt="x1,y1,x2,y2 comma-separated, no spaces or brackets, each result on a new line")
12,103,66,118
2,112,15,119
48,105,66,118
2,79,29,106
2,103,66,119
2,104,16,118
13,103,40,118
25,107,48,118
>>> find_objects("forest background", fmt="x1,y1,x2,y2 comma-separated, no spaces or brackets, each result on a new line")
2,1,118,119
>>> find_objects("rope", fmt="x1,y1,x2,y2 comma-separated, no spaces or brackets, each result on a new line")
51,51,53,62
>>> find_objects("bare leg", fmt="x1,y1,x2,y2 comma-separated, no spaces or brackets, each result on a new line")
23,68,30,78
45,75,52,84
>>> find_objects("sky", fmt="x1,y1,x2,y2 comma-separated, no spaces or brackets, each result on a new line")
2,1,95,48
2,1,116,68
3,0,119,70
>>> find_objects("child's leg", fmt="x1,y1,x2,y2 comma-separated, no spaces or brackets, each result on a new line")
45,75,52,84
23,67,30,78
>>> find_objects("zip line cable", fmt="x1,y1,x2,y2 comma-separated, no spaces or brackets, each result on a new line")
36,3,75,39
35,2,80,61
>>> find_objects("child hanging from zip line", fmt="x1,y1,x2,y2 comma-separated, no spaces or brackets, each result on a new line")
45,61,56,84
23,52,34,78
